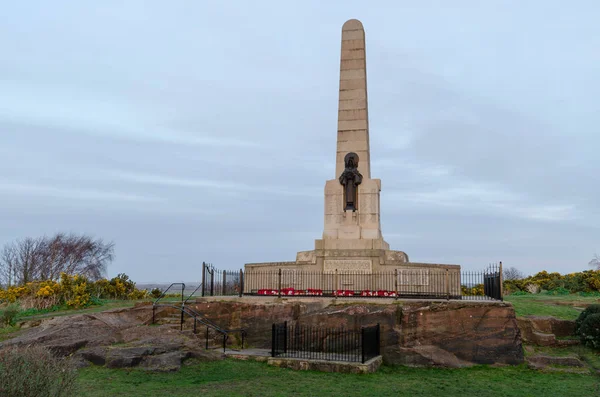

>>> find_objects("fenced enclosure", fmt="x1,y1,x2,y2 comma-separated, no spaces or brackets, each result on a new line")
199,263,503,301
245,269,461,299
202,262,243,297
271,322,380,363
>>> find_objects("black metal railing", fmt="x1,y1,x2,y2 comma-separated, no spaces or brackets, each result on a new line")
271,322,380,363
202,262,244,297
461,263,503,301
245,269,462,299
483,263,502,301
183,283,203,305
152,283,185,325
151,302,246,352
244,264,503,301
199,262,503,301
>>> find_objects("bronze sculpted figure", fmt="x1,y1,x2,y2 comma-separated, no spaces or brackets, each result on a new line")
339,152,363,211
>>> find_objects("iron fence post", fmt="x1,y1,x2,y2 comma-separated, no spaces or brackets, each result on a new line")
239,269,244,297
394,269,398,300
334,269,338,299
201,262,206,297
210,268,214,297
278,269,282,298
499,261,504,301
361,327,365,364
271,324,275,357
376,323,381,356
446,268,450,301
223,270,226,296
283,321,288,354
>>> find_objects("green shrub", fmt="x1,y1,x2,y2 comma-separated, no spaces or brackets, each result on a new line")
1,304,19,327
575,304,600,334
508,290,530,296
17,305,61,319
578,291,600,297
0,345,77,396
579,313,600,349
150,288,162,299
543,287,570,296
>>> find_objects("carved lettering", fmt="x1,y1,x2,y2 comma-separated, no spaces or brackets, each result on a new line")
397,269,430,286
324,259,372,273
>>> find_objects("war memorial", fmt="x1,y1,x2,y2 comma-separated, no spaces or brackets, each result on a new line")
0,20,524,377
243,19,464,298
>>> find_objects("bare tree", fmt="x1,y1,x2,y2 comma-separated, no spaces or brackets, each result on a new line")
14,237,46,285
0,233,114,286
503,266,525,280
590,254,600,270
0,242,18,288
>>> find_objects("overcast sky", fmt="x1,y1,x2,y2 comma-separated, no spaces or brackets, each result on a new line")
1,1,598,282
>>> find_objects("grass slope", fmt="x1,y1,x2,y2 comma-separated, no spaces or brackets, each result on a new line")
76,359,599,397
504,294,598,320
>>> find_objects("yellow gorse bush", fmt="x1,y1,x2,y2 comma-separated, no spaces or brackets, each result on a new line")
0,272,148,309
0,286,29,303
504,270,600,294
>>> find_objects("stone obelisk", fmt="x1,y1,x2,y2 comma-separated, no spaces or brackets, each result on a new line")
336,19,370,179
321,19,387,250
245,19,462,281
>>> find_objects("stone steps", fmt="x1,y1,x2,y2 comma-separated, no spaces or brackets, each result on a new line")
526,354,590,374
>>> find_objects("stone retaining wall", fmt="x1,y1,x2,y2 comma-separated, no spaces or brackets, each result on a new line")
185,298,523,367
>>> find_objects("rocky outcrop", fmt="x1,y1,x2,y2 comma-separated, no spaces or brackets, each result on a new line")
183,298,524,367
1,298,524,369
526,354,589,373
0,305,221,371
517,316,577,346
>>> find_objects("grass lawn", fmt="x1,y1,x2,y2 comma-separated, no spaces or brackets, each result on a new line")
76,359,599,397
504,294,599,320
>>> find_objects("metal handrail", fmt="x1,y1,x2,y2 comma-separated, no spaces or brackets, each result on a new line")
153,282,186,306
152,302,246,352
183,283,203,305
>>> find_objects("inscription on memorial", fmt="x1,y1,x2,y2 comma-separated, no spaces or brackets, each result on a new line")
397,269,430,286
324,259,372,273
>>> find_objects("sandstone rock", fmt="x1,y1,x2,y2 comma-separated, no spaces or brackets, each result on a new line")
1,299,524,369
18,319,42,329
46,339,89,357
517,316,577,346
527,354,586,370
0,305,220,372
69,356,91,369
141,351,187,372
521,316,575,337
75,346,108,366
106,347,155,368
398,302,523,365
187,298,524,367
383,345,471,368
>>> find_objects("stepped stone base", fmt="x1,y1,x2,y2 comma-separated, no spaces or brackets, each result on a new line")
245,247,460,296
